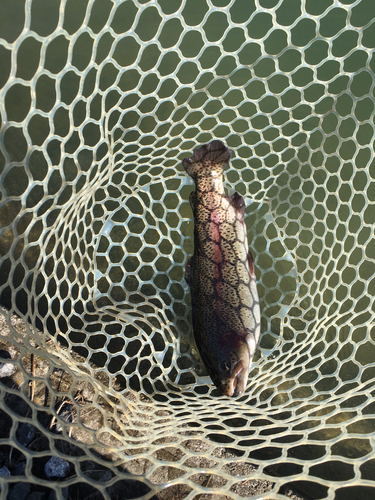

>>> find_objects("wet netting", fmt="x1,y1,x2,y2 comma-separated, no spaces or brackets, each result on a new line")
0,0,375,499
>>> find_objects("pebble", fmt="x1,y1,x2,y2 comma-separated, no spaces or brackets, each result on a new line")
16,423,36,447
0,350,16,378
14,462,26,476
0,465,10,477
0,466,10,491
0,350,11,360
44,457,70,479
8,482,31,500
0,363,16,377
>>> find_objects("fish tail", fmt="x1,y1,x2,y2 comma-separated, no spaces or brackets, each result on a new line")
182,140,231,179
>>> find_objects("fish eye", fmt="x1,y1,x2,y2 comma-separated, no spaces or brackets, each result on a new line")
220,360,230,372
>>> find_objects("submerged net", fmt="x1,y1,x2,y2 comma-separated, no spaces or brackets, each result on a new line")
0,0,375,498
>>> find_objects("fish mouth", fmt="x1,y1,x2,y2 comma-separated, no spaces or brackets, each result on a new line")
222,360,249,397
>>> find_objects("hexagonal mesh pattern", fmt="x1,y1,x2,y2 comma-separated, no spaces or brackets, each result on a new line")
0,0,375,498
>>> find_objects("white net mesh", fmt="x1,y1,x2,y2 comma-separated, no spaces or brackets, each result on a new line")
0,0,375,498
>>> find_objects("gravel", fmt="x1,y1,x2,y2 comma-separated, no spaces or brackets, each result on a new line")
44,457,70,479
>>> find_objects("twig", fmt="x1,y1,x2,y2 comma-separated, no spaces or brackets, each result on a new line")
49,398,74,430
56,368,65,393
197,474,212,500
29,353,35,402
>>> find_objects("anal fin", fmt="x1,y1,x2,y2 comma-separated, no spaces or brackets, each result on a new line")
247,251,256,278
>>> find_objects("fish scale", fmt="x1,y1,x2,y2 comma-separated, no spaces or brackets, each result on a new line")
183,140,261,397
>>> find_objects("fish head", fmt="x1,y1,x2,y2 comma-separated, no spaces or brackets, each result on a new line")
208,335,252,397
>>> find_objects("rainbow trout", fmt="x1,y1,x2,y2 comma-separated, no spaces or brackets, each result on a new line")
183,140,260,397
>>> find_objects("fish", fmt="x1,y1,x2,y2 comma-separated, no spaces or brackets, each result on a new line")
183,140,260,397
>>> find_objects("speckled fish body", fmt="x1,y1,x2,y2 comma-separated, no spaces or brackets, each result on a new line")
183,140,260,397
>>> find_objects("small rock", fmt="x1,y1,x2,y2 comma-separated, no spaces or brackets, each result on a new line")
0,361,16,378
44,457,70,479
0,465,10,476
13,462,26,476
8,482,31,500
0,466,10,491
16,423,36,447
0,350,16,378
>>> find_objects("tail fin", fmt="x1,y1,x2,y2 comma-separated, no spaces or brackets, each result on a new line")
182,140,231,179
